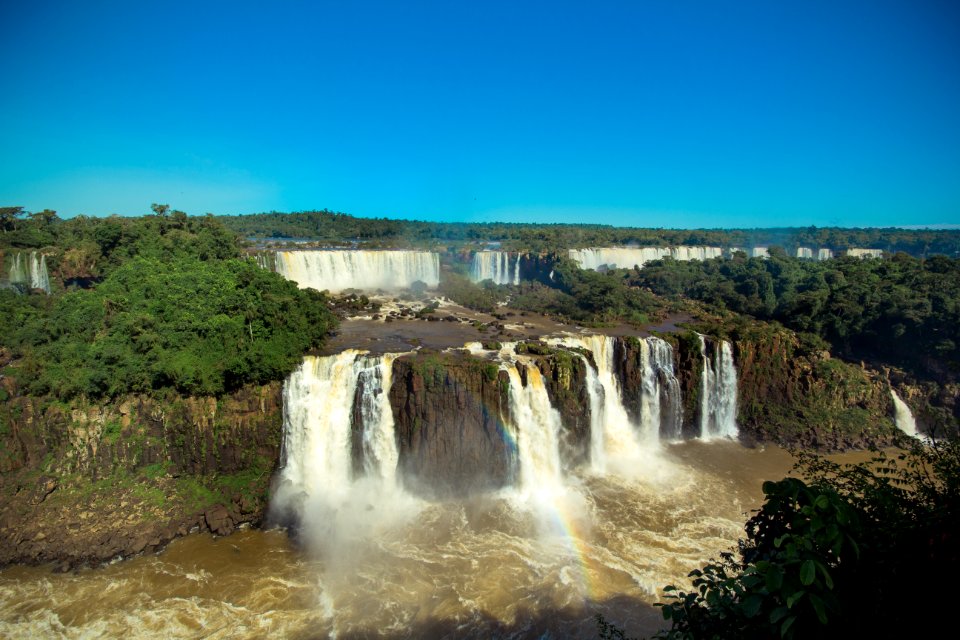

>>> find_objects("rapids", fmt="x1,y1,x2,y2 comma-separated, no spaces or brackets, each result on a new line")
0,442,806,639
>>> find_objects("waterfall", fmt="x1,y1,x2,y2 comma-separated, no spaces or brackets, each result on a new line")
642,337,683,440
470,251,520,285
797,247,833,261
569,247,722,271
847,248,883,259
750,247,769,259
546,335,644,471
890,389,919,437
31,253,50,293
7,252,49,293
276,250,439,293
356,354,401,481
501,348,565,495
699,337,739,439
7,253,26,284
273,350,402,522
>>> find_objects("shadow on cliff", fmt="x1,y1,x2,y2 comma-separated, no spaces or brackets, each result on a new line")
321,594,665,640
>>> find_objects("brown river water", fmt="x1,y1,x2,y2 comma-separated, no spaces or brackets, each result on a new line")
0,442,854,640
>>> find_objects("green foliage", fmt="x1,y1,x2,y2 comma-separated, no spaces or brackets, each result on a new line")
2,257,336,398
636,252,960,378
654,441,960,638
217,209,960,256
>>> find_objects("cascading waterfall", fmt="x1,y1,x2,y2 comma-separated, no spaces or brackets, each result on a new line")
6,252,50,293
796,247,813,259
750,247,769,259
546,335,644,471
273,350,403,523
890,389,919,437
569,246,722,271
500,345,566,496
276,250,440,293
818,248,834,260
698,336,739,439
356,354,401,480
642,337,684,440
470,251,520,285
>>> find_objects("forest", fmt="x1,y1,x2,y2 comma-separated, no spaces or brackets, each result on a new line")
0,205,336,399
219,208,960,256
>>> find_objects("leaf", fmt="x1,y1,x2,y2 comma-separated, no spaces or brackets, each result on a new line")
781,615,797,638
766,565,784,591
787,590,805,609
769,606,789,624
800,559,816,586
742,594,763,618
809,593,829,624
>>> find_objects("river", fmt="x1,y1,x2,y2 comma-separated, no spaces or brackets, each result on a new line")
0,442,821,639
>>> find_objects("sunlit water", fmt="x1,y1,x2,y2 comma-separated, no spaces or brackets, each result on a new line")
0,442,822,639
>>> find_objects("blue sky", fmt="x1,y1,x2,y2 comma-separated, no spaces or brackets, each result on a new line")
1,1,958,227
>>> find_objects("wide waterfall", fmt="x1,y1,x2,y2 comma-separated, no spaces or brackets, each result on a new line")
471,251,520,285
699,337,739,439
275,250,440,293
6,252,50,293
569,246,722,271
890,389,919,437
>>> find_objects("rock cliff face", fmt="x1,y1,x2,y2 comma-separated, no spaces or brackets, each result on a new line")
728,326,897,449
0,382,283,568
387,347,592,498
389,353,513,497
2,323,937,568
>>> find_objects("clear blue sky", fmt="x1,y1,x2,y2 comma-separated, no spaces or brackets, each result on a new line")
1,1,958,227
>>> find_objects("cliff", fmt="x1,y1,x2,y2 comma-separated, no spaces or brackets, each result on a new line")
0,381,283,569
388,346,592,498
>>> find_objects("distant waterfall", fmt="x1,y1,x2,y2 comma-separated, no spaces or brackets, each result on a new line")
797,247,833,261
569,246,722,271
6,252,50,293
470,251,520,285
276,250,439,293
890,389,918,437
699,337,739,439
501,347,565,495
750,247,769,259
273,350,401,521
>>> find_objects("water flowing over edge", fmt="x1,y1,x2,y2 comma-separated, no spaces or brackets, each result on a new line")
273,250,440,293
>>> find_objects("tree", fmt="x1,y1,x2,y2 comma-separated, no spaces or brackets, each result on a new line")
0,206,25,233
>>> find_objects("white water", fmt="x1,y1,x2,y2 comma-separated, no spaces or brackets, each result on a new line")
569,247,723,271
847,248,884,259
272,351,414,550
890,389,919,437
275,250,440,293
642,337,684,440
699,337,739,439
502,355,566,497
471,251,520,285
356,354,402,480
750,247,769,259
796,247,834,260
7,252,50,293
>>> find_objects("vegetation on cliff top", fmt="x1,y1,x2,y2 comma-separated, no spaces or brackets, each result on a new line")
217,208,960,256
1,206,337,398
633,251,960,381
